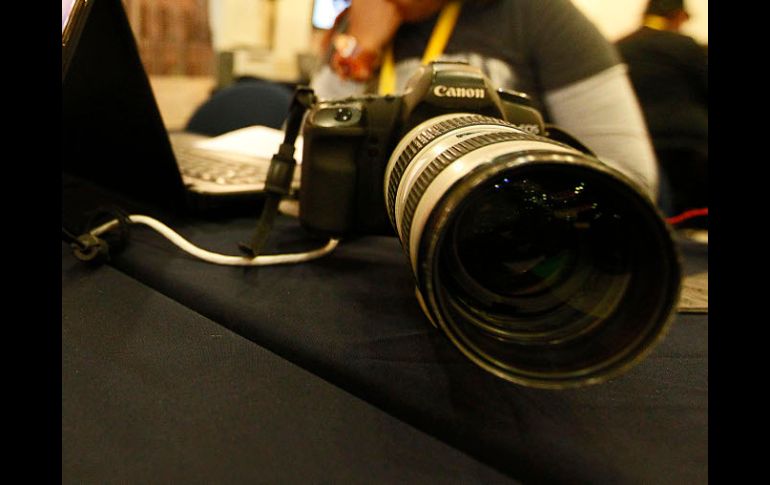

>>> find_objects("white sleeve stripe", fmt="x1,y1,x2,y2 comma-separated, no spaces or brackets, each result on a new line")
544,64,659,201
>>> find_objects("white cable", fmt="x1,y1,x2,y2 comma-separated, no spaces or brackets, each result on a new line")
90,214,339,266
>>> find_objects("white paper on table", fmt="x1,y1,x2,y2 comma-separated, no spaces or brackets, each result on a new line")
192,125,304,163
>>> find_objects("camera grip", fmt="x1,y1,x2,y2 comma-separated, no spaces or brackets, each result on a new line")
299,142,359,235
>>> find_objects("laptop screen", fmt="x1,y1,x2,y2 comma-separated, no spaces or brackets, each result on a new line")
62,0,76,33
311,0,349,30
62,0,188,218
62,0,90,77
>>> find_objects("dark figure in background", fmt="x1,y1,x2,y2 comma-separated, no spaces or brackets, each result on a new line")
616,0,707,221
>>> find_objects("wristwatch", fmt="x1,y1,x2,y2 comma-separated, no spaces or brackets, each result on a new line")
330,33,380,82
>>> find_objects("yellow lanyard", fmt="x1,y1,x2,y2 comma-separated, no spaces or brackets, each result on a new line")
643,15,668,31
378,1,463,95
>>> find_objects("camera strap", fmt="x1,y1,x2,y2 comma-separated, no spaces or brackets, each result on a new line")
240,86,316,258
378,0,463,95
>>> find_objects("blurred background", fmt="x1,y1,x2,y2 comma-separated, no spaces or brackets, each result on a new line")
117,0,707,130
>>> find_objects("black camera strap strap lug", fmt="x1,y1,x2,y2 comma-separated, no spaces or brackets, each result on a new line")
241,87,316,258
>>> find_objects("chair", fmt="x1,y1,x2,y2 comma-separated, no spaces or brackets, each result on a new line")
185,78,294,136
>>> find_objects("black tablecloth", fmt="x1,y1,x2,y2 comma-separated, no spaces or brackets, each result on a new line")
63,243,517,484
62,189,708,484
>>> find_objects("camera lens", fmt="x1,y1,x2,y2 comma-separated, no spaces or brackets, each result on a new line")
385,115,681,388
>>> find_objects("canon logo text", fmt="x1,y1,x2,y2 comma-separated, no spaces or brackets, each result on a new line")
433,85,486,99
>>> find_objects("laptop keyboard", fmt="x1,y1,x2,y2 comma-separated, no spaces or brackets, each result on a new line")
173,145,270,186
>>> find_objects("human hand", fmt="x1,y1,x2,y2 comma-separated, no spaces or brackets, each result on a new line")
346,0,403,52
329,0,402,81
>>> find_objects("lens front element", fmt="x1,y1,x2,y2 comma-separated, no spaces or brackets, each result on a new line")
385,115,681,388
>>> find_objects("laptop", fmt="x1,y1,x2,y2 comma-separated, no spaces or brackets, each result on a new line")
62,0,294,218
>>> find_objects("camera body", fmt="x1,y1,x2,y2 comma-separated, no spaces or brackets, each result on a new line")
297,61,682,389
299,61,546,236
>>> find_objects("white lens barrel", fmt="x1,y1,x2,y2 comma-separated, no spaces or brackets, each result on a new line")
383,114,581,271
380,113,681,389
383,114,518,230
405,139,580,270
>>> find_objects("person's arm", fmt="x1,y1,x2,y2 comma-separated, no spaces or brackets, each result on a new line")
523,0,659,199
311,0,403,99
545,64,659,200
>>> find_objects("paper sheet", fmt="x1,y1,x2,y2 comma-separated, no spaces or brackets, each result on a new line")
193,125,303,163
678,271,708,313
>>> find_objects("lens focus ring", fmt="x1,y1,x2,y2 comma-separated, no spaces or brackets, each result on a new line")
399,131,548,263
386,115,514,228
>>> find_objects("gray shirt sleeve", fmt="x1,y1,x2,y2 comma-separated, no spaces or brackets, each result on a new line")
522,0,621,92
524,0,658,199
545,64,659,200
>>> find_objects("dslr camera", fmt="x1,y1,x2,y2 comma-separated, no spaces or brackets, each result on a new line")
299,62,681,388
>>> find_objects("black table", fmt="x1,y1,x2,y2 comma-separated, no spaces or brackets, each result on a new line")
63,242,517,483
62,182,708,484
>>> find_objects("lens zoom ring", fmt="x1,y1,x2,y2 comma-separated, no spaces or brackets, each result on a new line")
400,131,540,263
386,115,513,228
